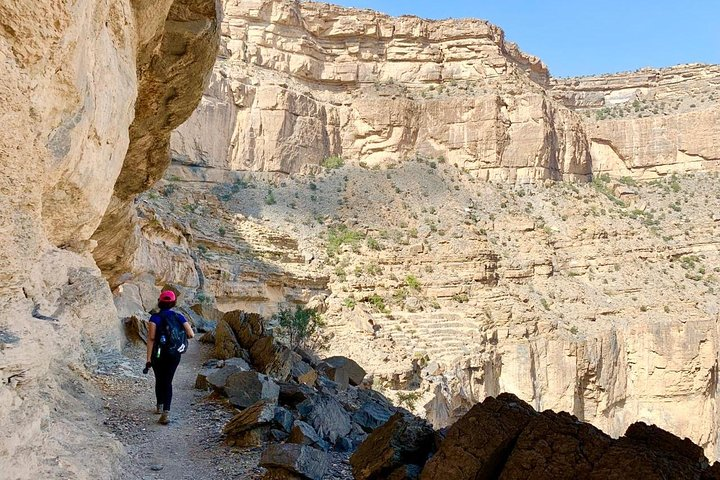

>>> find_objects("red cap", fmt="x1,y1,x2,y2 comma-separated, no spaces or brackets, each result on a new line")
158,290,176,302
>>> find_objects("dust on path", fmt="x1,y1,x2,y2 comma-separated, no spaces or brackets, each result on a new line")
97,341,263,480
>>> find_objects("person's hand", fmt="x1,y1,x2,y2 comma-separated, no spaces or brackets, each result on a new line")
143,361,152,374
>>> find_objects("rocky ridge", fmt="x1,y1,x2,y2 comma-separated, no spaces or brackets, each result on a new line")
171,0,592,183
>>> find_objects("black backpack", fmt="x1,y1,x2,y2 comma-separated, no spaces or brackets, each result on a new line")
154,310,188,358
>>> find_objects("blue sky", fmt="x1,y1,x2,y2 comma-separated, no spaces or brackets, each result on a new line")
331,1,720,77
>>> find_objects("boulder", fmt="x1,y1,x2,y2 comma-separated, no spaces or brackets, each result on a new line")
190,303,225,324
225,371,280,409
497,410,612,480
224,400,276,447
589,422,718,480
205,357,251,393
291,360,318,386
318,356,366,389
273,406,295,433
194,367,215,390
123,315,149,344
278,382,315,408
416,394,720,480
297,394,352,445
387,465,423,480
270,429,290,443
198,330,215,344
353,390,395,432
351,413,435,480
335,436,354,453
250,336,300,381
214,320,244,360
420,393,537,480
177,305,216,333
223,310,265,349
262,470,303,480
288,420,330,451
259,444,329,480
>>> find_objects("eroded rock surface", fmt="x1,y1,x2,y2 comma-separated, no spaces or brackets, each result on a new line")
552,64,720,178
0,0,219,477
172,0,592,183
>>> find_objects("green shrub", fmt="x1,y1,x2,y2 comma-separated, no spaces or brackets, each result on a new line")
452,293,469,303
265,189,276,205
367,237,382,251
273,306,325,349
396,391,422,410
322,155,344,169
218,226,226,237
366,294,389,313
405,275,421,291
327,225,364,256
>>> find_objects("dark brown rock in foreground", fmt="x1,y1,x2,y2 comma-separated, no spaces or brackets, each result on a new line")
421,393,538,480
319,356,366,389
351,412,435,480
415,393,720,480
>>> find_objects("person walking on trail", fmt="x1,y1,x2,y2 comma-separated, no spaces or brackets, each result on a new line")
143,290,195,424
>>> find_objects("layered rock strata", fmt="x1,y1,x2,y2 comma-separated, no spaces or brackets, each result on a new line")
135,162,720,460
552,64,720,178
171,0,592,183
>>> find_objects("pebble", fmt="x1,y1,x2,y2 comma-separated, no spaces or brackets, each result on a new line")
150,464,164,471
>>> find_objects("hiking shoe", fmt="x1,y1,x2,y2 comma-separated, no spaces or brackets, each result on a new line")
155,404,163,414
158,411,170,425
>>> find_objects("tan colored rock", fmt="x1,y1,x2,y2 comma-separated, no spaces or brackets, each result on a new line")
0,0,219,477
171,0,591,182
551,64,720,178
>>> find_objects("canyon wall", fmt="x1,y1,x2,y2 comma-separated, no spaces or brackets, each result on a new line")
0,0,219,477
153,0,720,460
171,0,592,183
552,64,720,177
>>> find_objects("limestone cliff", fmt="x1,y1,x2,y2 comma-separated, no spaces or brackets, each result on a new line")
552,64,720,177
0,0,219,478
171,0,592,183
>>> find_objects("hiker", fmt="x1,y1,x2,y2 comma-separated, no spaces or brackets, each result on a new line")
142,290,195,424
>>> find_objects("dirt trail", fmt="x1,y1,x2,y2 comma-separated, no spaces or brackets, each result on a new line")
98,342,263,479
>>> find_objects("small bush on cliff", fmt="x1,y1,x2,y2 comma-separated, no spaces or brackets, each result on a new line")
366,294,389,313
327,225,364,256
273,305,326,350
265,189,276,205
396,391,422,410
405,275,421,291
322,155,344,169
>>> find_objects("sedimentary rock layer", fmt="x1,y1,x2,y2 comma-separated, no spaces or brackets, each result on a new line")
552,64,720,177
171,0,592,183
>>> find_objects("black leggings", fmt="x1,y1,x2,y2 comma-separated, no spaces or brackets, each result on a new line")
152,354,181,411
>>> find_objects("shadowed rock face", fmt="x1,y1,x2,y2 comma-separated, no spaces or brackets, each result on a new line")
92,0,220,285
351,394,720,480
0,0,219,477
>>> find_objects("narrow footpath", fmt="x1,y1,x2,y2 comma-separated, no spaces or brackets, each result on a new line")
97,342,263,480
